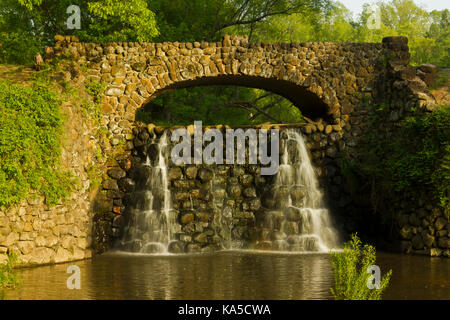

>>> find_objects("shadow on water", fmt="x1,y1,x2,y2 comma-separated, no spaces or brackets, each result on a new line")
3,251,449,300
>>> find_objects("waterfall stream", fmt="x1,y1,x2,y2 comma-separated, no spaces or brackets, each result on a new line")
117,128,339,254
119,132,177,253
266,129,339,252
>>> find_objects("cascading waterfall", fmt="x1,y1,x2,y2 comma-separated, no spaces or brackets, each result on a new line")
118,132,178,253
263,128,339,252
117,127,339,254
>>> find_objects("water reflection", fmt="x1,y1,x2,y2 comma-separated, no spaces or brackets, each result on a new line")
3,251,448,300
376,253,449,300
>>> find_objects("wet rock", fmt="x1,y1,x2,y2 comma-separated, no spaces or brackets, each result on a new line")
118,178,136,193
147,143,159,161
198,168,214,181
141,243,164,254
93,193,113,213
185,166,198,179
173,179,190,190
290,187,305,203
213,188,226,201
271,231,287,241
107,168,126,180
397,214,409,228
174,192,190,202
272,240,289,251
112,215,126,228
29,247,55,264
400,241,411,253
168,167,183,180
262,195,276,209
185,243,201,253
130,240,143,252
435,217,447,231
409,214,421,227
248,198,261,211
420,230,434,247
418,64,438,74
256,241,272,250
239,174,253,186
193,232,208,244
201,245,219,253
196,212,210,222
437,230,447,237
400,226,413,240
55,247,72,263
102,179,119,190
284,221,299,235
227,184,242,199
132,61,147,71
286,207,301,221
430,248,442,257
437,237,449,249
411,234,424,250
243,187,256,198
180,212,195,224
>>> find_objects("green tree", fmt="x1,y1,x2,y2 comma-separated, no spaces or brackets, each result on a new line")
148,0,330,42
357,0,449,65
80,0,159,42
0,0,159,64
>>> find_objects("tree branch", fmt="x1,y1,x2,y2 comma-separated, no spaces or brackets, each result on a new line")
221,100,284,123
249,97,284,120
213,1,307,34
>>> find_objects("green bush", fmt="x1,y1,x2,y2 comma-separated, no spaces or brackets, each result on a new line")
356,104,450,218
388,105,450,208
0,78,74,207
330,234,392,300
0,31,42,65
0,252,21,289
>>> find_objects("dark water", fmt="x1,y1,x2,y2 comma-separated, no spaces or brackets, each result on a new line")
2,251,449,300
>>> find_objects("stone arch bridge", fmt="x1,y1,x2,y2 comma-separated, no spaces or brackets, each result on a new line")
47,34,438,254
1,34,439,266
49,34,435,131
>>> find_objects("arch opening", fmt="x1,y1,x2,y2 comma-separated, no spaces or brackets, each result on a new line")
139,75,332,123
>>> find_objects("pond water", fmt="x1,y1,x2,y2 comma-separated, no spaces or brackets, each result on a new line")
2,251,449,300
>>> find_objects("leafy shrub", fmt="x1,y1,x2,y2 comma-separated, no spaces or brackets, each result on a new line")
0,31,42,65
0,78,74,207
387,105,450,208
357,104,450,217
330,234,392,300
0,252,22,289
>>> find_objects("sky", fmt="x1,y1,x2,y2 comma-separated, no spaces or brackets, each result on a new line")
338,0,450,18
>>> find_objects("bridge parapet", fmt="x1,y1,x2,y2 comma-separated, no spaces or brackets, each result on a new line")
45,35,433,141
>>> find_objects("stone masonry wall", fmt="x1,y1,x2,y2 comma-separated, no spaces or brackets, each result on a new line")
1,35,445,266
86,36,446,257
0,100,98,266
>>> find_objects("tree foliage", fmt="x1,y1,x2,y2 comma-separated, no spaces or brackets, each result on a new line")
354,104,450,218
248,0,449,65
136,86,304,126
81,0,159,42
0,0,159,64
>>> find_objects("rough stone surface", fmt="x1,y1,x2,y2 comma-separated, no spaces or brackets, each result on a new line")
2,34,435,261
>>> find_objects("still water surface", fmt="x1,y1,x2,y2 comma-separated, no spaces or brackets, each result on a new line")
3,251,449,300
